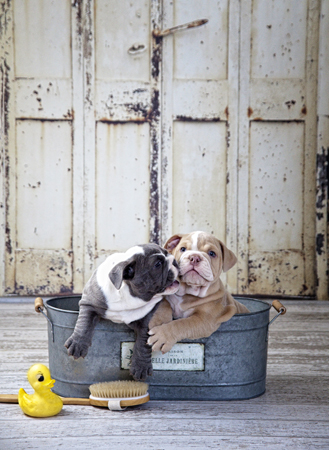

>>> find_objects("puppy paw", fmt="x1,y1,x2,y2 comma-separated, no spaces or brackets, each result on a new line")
129,359,153,381
148,324,177,354
64,335,89,359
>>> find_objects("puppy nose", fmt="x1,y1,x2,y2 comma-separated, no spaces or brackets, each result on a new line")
189,254,201,265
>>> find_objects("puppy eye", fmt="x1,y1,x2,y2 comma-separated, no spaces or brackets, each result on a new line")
125,266,135,279
180,247,186,252
208,251,216,258
155,260,162,268
38,375,44,382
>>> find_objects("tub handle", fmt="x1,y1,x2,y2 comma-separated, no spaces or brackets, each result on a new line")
35,297,44,312
269,300,287,327
35,297,54,342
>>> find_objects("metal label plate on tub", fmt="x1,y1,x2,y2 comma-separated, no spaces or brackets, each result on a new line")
121,342,205,371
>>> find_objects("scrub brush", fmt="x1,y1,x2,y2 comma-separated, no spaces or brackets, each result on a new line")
89,380,149,410
0,380,149,411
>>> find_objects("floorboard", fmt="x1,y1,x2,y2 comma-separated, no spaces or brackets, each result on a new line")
0,299,328,449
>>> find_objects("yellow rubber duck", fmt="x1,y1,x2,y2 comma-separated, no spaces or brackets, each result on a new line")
18,364,63,417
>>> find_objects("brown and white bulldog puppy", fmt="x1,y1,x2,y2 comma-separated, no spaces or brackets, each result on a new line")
147,231,249,353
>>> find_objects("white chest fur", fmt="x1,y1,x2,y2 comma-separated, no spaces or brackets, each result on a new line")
103,295,163,324
96,250,163,324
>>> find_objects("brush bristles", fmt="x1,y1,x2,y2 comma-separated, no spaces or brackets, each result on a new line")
89,380,148,399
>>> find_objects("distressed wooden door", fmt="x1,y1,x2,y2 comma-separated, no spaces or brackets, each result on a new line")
237,0,319,297
160,0,240,292
82,0,163,280
1,0,163,294
161,0,324,297
1,0,84,295
1,0,326,298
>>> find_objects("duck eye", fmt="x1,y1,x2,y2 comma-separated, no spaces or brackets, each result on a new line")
38,375,44,382
208,251,216,258
155,260,162,268
180,247,186,252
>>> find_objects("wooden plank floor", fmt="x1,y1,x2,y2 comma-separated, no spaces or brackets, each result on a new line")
0,299,328,449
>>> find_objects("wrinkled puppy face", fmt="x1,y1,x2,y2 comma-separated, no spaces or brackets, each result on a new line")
109,244,179,301
164,231,237,288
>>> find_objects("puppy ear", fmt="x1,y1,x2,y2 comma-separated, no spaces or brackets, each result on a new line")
109,260,136,290
164,234,184,252
218,241,237,272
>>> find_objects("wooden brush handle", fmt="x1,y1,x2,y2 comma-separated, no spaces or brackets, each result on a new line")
0,394,19,403
61,397,91,405
0,394,90,406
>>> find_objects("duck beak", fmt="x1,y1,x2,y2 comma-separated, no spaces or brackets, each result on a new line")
46,379,56,388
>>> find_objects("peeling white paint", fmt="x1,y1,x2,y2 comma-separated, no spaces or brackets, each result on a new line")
0,0,327,298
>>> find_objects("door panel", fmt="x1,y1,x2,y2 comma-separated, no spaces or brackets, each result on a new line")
15,119,73,294
13,0,71,79
95,0,150,81
16,120,72,250
94,0,152,121
172,121,227,238
248,121,306,295
249,122,304,252
15,79,72,120
87,0,157,277
15,249,73,295
173,0,228,80
3,0,77,295
171,0,229,120
250,0,307,79
161,0,238,291
95,122,150,259
238,0,318,296
173,80,227,119
162,0,232,232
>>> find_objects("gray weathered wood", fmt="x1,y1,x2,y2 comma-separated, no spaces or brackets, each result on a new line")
0,300,328,449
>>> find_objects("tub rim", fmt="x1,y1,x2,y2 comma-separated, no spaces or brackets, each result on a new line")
44,295,271,317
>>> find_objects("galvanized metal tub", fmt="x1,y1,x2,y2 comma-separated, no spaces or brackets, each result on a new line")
36,296,285,400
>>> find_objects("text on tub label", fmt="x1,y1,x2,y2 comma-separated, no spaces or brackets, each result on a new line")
121,342,205,371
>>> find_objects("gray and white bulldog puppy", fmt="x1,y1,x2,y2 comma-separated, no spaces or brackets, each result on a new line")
65,244,179,381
